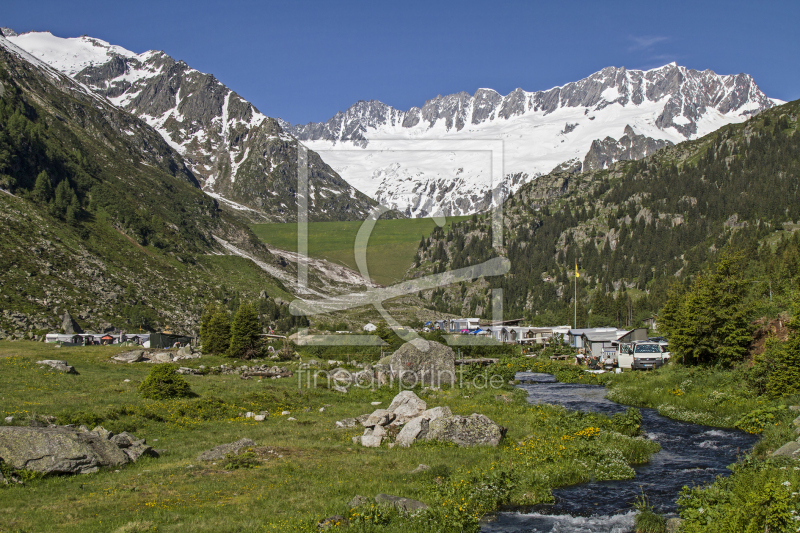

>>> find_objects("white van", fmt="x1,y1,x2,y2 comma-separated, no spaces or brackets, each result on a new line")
609,341,665,370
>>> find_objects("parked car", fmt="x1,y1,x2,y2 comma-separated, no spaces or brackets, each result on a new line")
631,341,665,370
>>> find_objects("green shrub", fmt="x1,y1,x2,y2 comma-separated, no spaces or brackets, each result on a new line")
610,407,643,437
222,451,259,470
138,364,193,400
634,492,666,533
734,405,787,434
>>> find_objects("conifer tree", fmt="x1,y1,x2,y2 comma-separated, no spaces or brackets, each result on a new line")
33,170,52,202
202,305,231,355
228,302,261,359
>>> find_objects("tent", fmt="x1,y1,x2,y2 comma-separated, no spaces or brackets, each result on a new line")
363,323,377,332
149,332,193,349
468,328,484,335
424,321,432,327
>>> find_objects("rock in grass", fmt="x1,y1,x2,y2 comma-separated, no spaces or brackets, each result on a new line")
374,494,428,512
0,426,129,474
36,360,77,374
421,406,452,421
332,385,348,393
360,435,383,448
363,409,395,428
409,464,430,474
793,415,800,426
425,413,507,447
772,441,800,457
335,418,357,429
317,515,348,530
386,391,427,424
112,350,146,363
395,417,430,448
198,438,256,461
389,340,456,387
347,495,370,508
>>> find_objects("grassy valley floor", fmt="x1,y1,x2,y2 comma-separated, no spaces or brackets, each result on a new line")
0,342,657,533
250,217,470,286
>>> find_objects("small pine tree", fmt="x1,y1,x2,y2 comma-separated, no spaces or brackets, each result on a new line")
138,364,192,400
228,302,261,359
202,306,231,355
32,170,52,202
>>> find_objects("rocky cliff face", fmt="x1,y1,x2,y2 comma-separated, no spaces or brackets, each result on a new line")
283,63,776,217
7,31,380,222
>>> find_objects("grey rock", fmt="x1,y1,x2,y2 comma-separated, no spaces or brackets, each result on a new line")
332,385,348,394
793,415,800,426
335,418,357,429
360,435,383,448
389,341,456,387
198,438,256,461
110,432,145,449
772,441,800,457
387,391,427,424
113,350,146,363
425,414,507,447
61,311,83,334
395,417,430,448
583,125,672,172
154,353,173,363
363,409,395,428
374,494,428,512
36,360,77,374
4,416,14,424
123,444,155,462
372,425,387,438
421,406,452,421
789,406,800,411
666,518,682,533
91,426,113,439
409,464,430,474
0,426,129,474
347,495,370,508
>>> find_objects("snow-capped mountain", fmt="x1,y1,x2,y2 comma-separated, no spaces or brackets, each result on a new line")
4,29,380,222
282,64,777,217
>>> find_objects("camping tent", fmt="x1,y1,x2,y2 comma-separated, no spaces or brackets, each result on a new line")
363,323,377,332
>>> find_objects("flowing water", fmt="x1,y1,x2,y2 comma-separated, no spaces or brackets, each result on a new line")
481,372,758,533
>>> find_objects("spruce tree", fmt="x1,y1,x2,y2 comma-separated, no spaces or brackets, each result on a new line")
33,170,52,202
202,306,231,355
228,302,261,359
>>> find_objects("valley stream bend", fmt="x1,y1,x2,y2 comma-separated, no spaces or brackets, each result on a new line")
481,372,757,533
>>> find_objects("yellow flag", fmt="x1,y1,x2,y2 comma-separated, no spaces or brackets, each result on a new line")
575,263,579,278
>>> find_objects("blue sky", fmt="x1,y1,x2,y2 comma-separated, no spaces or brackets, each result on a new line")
6,0,799,124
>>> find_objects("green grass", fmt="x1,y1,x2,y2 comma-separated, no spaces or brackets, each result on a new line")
0,342,659,533
250,217,471,286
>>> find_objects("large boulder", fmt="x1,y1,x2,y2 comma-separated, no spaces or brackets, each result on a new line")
61,311,83,334
387,391,427,424
389,340,456,386
198,438,256,461
425,413,506,447
772,441,800,458
362,409,395,428
0,426,129,474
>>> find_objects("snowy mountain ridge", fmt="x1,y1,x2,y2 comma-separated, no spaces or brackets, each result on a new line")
4,30,380,222
282,64,777,217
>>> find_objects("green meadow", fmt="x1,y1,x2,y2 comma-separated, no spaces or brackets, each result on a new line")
250,217,471,286
0,342,658,533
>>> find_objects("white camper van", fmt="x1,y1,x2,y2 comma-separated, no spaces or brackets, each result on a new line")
609,340,666,370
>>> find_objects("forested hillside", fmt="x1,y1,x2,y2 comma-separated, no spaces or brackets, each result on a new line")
409,99,800,327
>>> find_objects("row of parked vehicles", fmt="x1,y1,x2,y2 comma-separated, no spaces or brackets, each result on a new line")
595,337,670,370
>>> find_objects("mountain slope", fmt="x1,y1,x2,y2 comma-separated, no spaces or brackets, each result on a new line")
5,30,382,222
407,99,800,326
0,34,374,339
283,64,776,217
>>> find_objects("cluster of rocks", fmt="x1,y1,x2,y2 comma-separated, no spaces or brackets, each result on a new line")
338,390,505,449
36,359,77,374
112,347,201,364
772,406,800,458
0,424,158,476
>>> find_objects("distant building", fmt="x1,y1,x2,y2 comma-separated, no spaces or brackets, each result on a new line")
363,323,377,332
